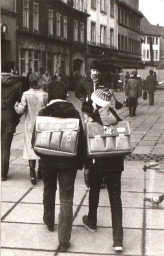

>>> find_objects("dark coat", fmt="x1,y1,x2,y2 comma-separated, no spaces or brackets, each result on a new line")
125,77,141,98
1,74,22,133
75,76,104,102
32,100,86,170
145,74,158,93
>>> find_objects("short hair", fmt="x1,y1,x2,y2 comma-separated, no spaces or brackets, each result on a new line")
48,82,67,102
90,60,101,70
149,70,154,75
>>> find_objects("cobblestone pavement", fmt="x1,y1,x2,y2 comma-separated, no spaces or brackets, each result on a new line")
1,89,164,256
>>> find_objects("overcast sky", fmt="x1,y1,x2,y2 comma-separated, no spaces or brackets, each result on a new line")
139,0,164,26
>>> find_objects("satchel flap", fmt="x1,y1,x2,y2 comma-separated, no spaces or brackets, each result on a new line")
87,121,130,137
36,116,79,132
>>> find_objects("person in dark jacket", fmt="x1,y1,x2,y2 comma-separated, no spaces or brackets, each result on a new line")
125,71,142,117
82,88,124,253
1,72,23,180
75,60,105,117
32,83,85,252
145,69,158,105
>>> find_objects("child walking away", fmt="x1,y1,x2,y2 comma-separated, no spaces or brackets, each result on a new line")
83,88,124,253
15,73,48,185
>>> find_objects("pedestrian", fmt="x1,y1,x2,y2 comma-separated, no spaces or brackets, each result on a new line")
27,68,33,83
21,72,30,92
75,60,105,124
1,70,23,181
125,70,142,117
32,83,85,252
82,88,124,253
112,69,120,92
41,68,52,92
14,73,48,185
145,69,158,105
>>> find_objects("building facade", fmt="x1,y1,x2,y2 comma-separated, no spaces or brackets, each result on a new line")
140,17,161,67
117,0,143,68
152,24,164,68
1,0,17,72
16,0,88,76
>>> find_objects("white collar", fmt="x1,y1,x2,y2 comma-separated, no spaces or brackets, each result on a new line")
47,99,67,106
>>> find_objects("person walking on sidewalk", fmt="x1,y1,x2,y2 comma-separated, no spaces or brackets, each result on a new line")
1,70,23,181
32,83,85,252
125,70,141,117
82,88,124,253
145,69,158,105
14,73,48,185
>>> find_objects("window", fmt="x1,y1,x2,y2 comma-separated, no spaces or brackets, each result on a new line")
110,0,114,17
147,50,150,59
91,22,96,43
154,50,158,60
80,22,84,43
118,34,120,50
110,28,114,47
20,49,26,73
34,51,40,72
56,13,61,37
48,9,53,35
125,36,127,51
74,20,78,41
121,35,124,51
118,8,120,23
147,37,150,44
152,37,154,45
79,0,84,11
143,50,146,60
100,25,107,45
91,0,96,10
121,10,124,25
63,16,68,39
23,0,29,28
156,37,158,45
100,0,107,13
33,2,39,31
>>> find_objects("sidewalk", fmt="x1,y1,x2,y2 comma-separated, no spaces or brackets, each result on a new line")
1,90,164,256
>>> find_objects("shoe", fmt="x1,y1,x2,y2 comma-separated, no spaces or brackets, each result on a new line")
1,176,7,181
58,242,70,252
30,168,37,185
38,167,42,179
82,215,96,232
113,241,123,252
43,217,55,232
43,217,54,232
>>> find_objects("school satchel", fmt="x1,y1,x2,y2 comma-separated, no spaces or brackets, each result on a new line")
34,116,80,157
86,121,131,158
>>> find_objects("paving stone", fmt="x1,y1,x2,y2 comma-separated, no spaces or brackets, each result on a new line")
133,146,153,154
146,208,164,229
1,250,55,256
1,202,15,218
146,230,164,256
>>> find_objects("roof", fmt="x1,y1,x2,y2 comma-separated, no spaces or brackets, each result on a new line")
152,25,164,37
118,1,143,18
140,16,161,36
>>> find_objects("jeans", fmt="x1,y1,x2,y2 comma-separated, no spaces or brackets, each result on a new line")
88,165,123,243
42,168,77,243
1,131,14,178
148,92,154,105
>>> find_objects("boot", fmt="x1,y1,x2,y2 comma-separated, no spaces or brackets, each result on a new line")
29,160,37,185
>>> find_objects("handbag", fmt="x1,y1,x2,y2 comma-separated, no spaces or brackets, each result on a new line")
86,121,131,158
34,116,80,157
143,91,147,100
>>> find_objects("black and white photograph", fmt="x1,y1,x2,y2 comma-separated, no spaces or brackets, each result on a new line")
1,0,164,255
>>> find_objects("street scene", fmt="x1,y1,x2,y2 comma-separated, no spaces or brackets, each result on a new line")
1,0,164,256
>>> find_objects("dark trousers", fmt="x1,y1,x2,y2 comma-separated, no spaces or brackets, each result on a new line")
42,168,77,243
148,92,154,105
88,165,123,243
129,97,138,115
1,131,14,178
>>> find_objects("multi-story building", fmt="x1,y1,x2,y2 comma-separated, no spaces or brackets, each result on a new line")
152,24,164,68
1,0,17,71
140,17,161,67
117,0,143,68
16,0,89,76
